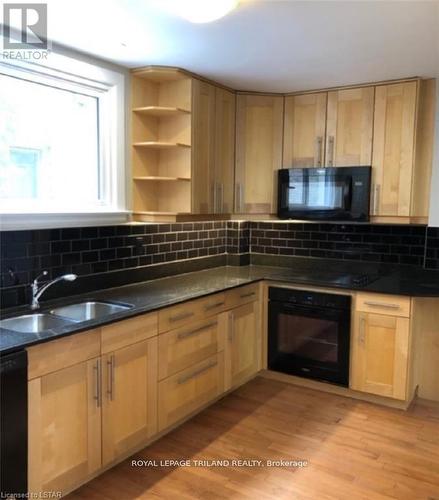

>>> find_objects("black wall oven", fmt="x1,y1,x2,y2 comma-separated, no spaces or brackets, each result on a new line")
277,166,371,221
268,287,351,386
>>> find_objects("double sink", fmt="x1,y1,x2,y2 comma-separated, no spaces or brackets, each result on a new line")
0,301,133,334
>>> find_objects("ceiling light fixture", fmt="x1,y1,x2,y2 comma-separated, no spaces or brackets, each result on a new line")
160,0,239,23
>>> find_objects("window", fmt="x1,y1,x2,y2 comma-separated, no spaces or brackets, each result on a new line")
0,51,127,229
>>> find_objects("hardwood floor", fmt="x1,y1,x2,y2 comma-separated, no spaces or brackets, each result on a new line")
67,377,439,500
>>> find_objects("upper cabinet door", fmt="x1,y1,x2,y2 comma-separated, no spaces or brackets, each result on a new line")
214,88,236,213
283,93,327,168
235,95,284,214
326,87,374,167
372,82,418,216
192,79,216,214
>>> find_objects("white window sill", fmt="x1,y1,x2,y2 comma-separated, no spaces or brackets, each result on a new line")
0,211,132,230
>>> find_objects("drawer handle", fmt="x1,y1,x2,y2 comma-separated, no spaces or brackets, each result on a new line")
240,292,255,299
363,301,401,310
177,321,217,340
177,361,218,385
169,311,195,322
204,301,225,311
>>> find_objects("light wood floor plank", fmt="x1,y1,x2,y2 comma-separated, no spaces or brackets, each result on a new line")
67,377,439,500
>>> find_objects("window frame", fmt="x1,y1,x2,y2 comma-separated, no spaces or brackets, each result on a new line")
0,49,128,229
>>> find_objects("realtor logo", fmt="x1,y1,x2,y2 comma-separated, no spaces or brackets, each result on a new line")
3,3,48,49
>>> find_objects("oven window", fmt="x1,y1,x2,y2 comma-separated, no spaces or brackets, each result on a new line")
288,175,348,210
277,312,339,364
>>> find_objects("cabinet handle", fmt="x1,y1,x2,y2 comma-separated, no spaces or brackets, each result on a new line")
219,183,224,214
93,359,101,408
228,311,234,341
327,136,335,166
364,301,400,310
373,184,381,215
359,316,366,345
169,311,194,323
204,301,225,311
315,136,323,166
177,361,218,385
212,182,217,214
106,355,115,401
240,292,255,299
236,183,243,213
177,321,217,340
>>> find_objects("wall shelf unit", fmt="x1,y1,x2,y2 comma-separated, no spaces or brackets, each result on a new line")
133,142,191,149
131,68,193,220
133,176,191,182
132,106,191,117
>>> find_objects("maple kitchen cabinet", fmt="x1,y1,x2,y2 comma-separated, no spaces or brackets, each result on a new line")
235,94,284,214
101,338,157,466
371,80,435,223
27,314,159,496
283,87,374,168
192,79,216,214
283,92,327,168
350,293,412,401
192,82,236,214
213,87,236,214
27,331,102,496
325,87,375,167
224,301,261,390
224,285,261,390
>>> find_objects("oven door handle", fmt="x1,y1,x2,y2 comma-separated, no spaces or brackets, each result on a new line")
277,303,345,319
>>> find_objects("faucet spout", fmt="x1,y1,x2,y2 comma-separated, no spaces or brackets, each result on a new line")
31,272,78,310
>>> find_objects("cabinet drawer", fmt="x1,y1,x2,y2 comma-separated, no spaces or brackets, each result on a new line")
356,293,411,318
158,317,224,380
226,283,259,309
101,312,158,354
27,329,101,380
158,352,224,431
158,292,227,333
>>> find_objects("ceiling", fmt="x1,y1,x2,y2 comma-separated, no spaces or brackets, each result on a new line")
15,0,439,92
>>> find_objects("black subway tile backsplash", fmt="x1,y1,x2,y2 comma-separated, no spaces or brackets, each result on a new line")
248,222,432,269
0,222,229,306
1,220,438,308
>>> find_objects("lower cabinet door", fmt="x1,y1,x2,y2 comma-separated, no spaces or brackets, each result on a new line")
102,337,158,466
158,352,224,432
28,358,102,496
225,301,260,391
350,312,410,400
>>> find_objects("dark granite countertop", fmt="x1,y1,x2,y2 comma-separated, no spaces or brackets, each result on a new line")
1,263,438,355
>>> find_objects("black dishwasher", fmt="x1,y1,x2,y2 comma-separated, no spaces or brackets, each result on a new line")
1,349,28,496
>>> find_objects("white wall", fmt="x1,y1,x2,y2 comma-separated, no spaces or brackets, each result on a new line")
429,79,439,227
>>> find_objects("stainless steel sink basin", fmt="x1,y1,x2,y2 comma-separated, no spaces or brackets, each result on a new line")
50,301,133,322
0,313,76,333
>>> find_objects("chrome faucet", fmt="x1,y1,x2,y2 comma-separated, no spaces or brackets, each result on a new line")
31,271,77,310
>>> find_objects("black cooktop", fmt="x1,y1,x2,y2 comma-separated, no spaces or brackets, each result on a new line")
280,269,379,288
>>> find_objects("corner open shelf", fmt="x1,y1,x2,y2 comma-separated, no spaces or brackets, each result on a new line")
131,68,193,220
132,142,191,149
132,106,190,117
133,176,191,182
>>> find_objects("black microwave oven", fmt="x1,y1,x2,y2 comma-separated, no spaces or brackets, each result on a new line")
277,167,371,221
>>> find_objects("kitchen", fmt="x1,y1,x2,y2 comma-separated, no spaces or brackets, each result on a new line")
1,1,439,499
